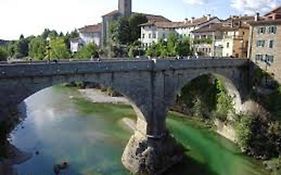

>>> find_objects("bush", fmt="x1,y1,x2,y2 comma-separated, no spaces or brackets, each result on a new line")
0,47,8,61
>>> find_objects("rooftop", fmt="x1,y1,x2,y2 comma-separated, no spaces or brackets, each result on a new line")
140,15,219,29
79,23,102,33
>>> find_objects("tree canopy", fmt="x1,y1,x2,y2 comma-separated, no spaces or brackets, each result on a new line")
49,37,70,59
75,43,99,59
146,34,191,58
28,37,46,60
0,47,8,61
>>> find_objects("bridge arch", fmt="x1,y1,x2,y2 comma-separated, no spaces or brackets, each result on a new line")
0,71,156,137
174,71,244,113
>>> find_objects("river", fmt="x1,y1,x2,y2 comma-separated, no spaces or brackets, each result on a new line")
8,86,269,175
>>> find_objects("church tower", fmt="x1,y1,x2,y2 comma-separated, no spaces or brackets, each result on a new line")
118,0,132,16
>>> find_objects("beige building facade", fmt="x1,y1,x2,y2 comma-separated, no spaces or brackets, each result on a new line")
248,7,281,83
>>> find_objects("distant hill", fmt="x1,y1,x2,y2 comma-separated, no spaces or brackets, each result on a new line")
0,39,9,46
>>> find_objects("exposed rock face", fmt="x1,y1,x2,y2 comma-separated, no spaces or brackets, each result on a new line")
214,119,237,142
122,131,185,175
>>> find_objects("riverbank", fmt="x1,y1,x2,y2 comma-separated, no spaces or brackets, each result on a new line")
79,89,130,105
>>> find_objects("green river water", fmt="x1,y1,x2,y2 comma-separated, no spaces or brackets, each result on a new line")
9,87,270,175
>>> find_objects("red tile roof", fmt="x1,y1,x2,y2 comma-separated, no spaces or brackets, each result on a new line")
192,22,249,33
264,6,281,16
140,16,219,29
79,23,102,33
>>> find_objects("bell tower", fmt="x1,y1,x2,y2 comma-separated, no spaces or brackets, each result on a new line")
118,0,132,16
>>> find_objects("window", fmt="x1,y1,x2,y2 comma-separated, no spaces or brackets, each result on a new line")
255,54,263,61
268,26,277,34
269,40,274,48
163,33,166,38
142,34,145,38
257,27,266,34
266,55,274,64
256,40,266,47
226,42,230,48
148,33,151,39
153,33,156,39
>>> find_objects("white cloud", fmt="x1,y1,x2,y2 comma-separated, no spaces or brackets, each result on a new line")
231,0,281,14
183,0,208,5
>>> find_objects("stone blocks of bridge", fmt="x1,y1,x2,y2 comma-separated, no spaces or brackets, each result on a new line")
121,130,185,175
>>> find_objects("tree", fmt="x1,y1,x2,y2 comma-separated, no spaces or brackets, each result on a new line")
167,33,178,56
41,29,59,39
176,37,191,56
28,37,46,60
116,17,131,45
7,42,16,58
49,37,70,59
0,47,8,61
75,43,98,59
14,35,29,58
129,14,148,43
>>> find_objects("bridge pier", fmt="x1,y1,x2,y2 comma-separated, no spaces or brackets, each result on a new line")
122,104,185,175
121,129,184,175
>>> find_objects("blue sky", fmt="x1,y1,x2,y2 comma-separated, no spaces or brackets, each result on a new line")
0,0,280,40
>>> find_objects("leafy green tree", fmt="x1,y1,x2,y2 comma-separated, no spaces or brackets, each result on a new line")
41,29,59,39
75,43,98,59
146,36,192,58
167,33,177,56
129,14,148,42
69,29,79,39
14,35,29,58
28,37,46,60
216,80,234,120
49,37,70,59
116,17,131,45
0,47,8,61
176,38,191,56
128,41,144,58
235,115,253,150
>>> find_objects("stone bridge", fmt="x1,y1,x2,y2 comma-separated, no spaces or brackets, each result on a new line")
0,58,250,174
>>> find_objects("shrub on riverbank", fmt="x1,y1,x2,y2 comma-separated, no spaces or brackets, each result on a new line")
174,74,281,162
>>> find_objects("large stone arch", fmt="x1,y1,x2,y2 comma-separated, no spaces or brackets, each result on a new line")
0,71,156,137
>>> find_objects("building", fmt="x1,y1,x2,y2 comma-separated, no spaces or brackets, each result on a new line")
102,0,170,48
70,23,102,53
139,15,220,49
191,15,253,57
248,7,281,82
139,21,177,48
102,0,132,47
71,0,171,52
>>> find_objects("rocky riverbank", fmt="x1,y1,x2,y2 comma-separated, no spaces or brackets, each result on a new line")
79,89,130,105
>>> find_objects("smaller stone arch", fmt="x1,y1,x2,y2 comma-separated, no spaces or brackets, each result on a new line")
172,69,249,114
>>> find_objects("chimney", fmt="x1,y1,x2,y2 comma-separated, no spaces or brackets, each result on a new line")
184,18,189,24
255,12,260,21
191,17,195,23
207,14,211,20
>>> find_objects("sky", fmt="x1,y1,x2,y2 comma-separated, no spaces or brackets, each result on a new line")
0,0,280,40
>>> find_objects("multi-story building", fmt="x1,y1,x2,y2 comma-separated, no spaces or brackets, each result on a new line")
139,15,220,48
70,23,102,53
248,7,281,82
139,21,178,48
191,15,253,57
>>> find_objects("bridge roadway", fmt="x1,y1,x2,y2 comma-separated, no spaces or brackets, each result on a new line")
0,58,248,78
0,58,251,175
